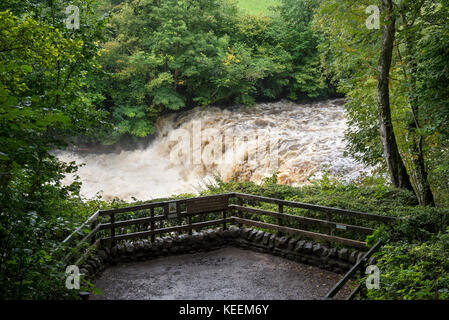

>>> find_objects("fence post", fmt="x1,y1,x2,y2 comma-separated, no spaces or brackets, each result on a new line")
237,198,243,228
110,214,116,248
326,212,331,247
359,256,366,279
222,210,227,231
90,219,98,246
160,205,165,231
151,208,155,243
277,204,284,236
188,214,193,235
222,196,229,231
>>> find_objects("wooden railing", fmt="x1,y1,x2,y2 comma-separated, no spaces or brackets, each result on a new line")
62,193,398,267
229,192,396,249
324,240,384,300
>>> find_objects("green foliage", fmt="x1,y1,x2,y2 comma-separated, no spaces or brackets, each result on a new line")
315,0,449,204
89,0,328,144
0,0,107,299
364,198,449,300
202,175,422,219
412,1,449,204
236,0,279,15
315,0,386,170
367,229,449,300
204,177,448,299
369,207,449,244
2,0,448,301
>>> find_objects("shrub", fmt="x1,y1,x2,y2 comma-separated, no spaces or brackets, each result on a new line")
366,229,449,300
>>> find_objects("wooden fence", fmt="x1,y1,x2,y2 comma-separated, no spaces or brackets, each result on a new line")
324,240,384,300
62,193,398,269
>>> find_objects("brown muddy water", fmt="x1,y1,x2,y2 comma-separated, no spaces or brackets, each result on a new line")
57,99,369,201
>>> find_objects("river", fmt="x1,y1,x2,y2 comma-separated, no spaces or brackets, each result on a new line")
56,99,369,201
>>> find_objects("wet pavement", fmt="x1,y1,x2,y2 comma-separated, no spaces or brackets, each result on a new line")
91,247,352,300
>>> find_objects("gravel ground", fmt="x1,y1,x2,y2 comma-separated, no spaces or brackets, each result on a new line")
91,247,354,300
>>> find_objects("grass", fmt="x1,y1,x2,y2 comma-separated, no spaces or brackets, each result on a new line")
235,0,280,15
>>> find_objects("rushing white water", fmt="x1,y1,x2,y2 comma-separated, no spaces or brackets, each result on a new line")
56,99,369,201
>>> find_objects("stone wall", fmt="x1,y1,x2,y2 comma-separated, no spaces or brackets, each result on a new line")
79,226,373,280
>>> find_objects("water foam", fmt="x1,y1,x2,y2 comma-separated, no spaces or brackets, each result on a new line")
57,99,369,201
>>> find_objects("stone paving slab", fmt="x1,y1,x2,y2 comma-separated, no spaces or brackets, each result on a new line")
91,247,353,300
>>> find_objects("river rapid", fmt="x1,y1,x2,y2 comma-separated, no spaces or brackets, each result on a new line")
56,99,369,201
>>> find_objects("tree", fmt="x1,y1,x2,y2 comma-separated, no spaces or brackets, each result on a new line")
395,0,435,205
409,0,449,204
315,0,449,203
88,0,327,144
376,0,413,191
0,0,107,299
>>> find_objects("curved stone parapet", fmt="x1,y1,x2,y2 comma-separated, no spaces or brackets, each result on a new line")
79,226,366,281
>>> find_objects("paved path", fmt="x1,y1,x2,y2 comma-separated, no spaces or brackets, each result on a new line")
91,247,350,300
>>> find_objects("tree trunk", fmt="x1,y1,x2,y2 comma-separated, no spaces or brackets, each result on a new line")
399,7,435,206
377,0,414,191
407,126,435,205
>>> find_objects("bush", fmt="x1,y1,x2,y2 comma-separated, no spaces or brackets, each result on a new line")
366,229,449,300
89,0,328,144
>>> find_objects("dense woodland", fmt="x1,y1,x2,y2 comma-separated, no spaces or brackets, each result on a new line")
0,0,448,299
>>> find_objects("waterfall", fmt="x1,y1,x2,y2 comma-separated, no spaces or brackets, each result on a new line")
56,99,369,201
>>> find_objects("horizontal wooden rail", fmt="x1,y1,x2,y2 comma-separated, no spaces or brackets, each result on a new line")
98,193,234,216
324,240,383,299
99,214,167,230
91,193,396,223
75,239,101,266
63,223,102,263
62,210,100,244
79,223,102,245
233,217,368,249
101,218,233,243
233,193,398,223
229,204,374,235
63,193,397,267
100,209,228,231
99,202,170,216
